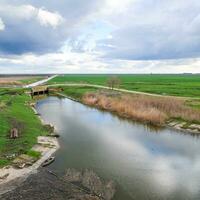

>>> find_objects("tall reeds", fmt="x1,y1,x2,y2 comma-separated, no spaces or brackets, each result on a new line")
83,92,200,125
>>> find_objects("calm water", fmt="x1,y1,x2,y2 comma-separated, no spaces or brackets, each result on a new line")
36,96,200,200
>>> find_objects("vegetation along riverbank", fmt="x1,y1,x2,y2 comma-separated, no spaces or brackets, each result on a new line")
51,85,200,134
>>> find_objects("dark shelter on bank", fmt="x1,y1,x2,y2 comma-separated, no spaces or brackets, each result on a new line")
31,86,49,96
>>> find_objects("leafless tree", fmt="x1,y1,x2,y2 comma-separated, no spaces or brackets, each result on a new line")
106,76,121,90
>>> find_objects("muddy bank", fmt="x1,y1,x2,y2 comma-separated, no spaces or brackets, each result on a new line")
1,168,115,200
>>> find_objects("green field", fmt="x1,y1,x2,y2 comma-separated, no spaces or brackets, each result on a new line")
48,74,200,97
56,86,97,100
0,88,49,167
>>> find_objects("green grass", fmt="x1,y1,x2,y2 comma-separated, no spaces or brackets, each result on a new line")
56,86,97,100
26,150,41,159
0,88,49,167
186,99,200,109
48,74,200,98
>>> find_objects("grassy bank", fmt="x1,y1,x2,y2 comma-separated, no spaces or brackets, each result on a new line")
52,86,97,101
0,88,49,167
54,86,200,129
48,74,200,98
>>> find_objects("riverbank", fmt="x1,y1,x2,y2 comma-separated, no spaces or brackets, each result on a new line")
0,88,52,167
53,86,200,134
0,88,59,194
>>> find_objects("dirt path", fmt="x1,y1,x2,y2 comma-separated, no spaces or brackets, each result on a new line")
47,83,190,99
24,75,57,88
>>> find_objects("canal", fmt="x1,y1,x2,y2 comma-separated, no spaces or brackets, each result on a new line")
36,96,200,200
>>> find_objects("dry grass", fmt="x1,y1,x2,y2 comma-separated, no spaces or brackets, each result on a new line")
0,102,6,109
0,80,22,86
0,76,35,81
0,76,42,86
83,92,200,125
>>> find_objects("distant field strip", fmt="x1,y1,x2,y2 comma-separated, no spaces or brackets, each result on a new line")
47,74,200,98
0,76,44,87
47,83,188,99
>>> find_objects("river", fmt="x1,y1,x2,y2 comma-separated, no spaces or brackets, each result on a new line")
35,96,200,200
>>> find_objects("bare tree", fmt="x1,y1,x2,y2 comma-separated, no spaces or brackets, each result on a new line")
106,76,121,90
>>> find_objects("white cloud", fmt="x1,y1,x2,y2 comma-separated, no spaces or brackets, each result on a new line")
0,18,5,31
96,0,200,60
0,4,64,28
0,1,200,73
98,0,135,16
0,4,35,20
0,50,200,74
37,8,64,28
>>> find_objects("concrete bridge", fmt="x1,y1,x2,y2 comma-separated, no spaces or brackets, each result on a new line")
31,86,49,96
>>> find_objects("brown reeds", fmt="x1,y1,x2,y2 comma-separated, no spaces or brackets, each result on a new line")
83,92,200,125
0,80,22,86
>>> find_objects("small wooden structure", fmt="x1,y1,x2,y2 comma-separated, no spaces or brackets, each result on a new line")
31,86,49,96
41,156,55,167
10,128,19,139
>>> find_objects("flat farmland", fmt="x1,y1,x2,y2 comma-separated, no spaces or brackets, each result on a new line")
48,74,200,98
0,76,45,86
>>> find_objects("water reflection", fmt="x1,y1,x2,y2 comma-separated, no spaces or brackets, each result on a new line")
36,97,200,200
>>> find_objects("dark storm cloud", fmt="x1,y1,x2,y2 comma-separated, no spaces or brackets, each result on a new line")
0,0,200,62
0,0,103,55
0,20,65,54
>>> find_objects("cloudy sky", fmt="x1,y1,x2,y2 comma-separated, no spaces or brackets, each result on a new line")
0,0,200,74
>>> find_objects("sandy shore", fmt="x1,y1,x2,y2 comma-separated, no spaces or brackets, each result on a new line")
0,136,59,195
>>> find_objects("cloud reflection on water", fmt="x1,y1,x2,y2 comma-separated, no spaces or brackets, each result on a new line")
36,97,200,199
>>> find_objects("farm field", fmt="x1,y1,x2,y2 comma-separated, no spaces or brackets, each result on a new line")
56,86,97,100
0,76,45,86
48,74,200,98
